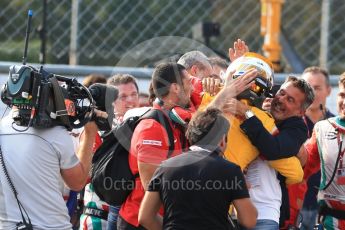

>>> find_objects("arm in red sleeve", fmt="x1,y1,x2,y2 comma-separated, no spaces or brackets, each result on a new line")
303,129,321,180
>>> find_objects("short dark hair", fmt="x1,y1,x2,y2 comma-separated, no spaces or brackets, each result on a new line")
303,66,330,86
107,74,139,92
283,76,315,110
186,108,229,147
152,62,186,98
83,74,107,87
148,82,155,105
339,72,345,87
209,56,229,69
139,92,149,98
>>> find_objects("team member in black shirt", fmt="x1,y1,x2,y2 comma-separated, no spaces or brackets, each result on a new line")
138,108,257,230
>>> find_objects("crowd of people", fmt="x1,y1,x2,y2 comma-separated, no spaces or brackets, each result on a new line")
0,39,344,230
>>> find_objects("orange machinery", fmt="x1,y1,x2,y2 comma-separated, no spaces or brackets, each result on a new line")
260,0,284,72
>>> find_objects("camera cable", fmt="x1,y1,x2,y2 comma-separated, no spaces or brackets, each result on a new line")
0,146,33,229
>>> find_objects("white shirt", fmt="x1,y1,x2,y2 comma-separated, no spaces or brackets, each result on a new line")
0,115,79,230
246,158,282,223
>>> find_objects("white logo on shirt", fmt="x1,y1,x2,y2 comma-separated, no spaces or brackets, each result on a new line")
142,140,162,146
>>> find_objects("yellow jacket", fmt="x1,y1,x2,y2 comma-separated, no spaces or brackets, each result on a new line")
200,93,303,185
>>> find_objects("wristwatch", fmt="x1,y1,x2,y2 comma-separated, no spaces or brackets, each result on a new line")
244,110,255,119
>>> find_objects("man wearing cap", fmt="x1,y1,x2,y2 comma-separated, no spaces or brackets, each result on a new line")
139,108,257,230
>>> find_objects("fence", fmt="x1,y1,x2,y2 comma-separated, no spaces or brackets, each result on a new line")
1,0,345,73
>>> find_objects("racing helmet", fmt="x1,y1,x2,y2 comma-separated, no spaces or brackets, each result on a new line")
226,52,274,107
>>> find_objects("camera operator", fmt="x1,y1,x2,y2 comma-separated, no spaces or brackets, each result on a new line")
0,106,103,229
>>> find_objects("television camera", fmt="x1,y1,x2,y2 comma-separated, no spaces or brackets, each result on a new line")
0,10,117,132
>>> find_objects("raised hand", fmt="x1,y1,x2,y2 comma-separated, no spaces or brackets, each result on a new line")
229,39,249,62
222,68,257,99
209,69,257,109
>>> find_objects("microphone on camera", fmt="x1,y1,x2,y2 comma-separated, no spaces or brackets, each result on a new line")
88,83,118,111
88,83,118,131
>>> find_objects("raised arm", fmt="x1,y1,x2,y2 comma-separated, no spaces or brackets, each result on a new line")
61,121,98,191
229,39,249,62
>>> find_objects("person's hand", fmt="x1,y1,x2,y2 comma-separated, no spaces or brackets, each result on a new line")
229,39,249,62
78,121,98,157
262,98,273,111
297,145,308,167
202,77,222,96
208,69,257,110
222,98,249,118
94,108,108,119
246,180,251,189
222,68,258,99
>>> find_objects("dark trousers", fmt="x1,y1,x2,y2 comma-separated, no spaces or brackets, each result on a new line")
117,215,147,230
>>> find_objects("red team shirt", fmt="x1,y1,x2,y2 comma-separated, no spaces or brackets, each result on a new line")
119,103,185,226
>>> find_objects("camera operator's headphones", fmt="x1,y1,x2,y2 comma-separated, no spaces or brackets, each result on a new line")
154,98,192,126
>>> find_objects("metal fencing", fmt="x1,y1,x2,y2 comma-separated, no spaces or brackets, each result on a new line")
0,0,344,73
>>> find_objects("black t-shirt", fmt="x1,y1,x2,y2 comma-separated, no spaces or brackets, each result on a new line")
148,149,249,230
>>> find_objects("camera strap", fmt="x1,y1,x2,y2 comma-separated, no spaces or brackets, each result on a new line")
50,76,72,129
0,146,33,229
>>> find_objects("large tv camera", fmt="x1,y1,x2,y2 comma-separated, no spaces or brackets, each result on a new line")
0,10,117,132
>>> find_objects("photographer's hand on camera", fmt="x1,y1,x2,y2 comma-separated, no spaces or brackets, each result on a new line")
94,108,108,119
89,83,118,131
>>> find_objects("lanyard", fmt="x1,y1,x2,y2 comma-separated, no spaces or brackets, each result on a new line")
336,132,345,169
302,116,311,138
320,122,344,190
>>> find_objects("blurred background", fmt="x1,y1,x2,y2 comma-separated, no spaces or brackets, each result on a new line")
0,0,343,114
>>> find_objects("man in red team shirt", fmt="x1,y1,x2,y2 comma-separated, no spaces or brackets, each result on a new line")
117,62,193,229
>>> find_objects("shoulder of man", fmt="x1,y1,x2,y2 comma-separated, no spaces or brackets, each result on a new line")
325,108,335,118
278,116,306,129
1,115,70,139
132,117,174,151
250,106,276,132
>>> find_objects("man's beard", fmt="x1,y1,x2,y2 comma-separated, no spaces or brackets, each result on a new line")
177,96,190,109
177,101,190,109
